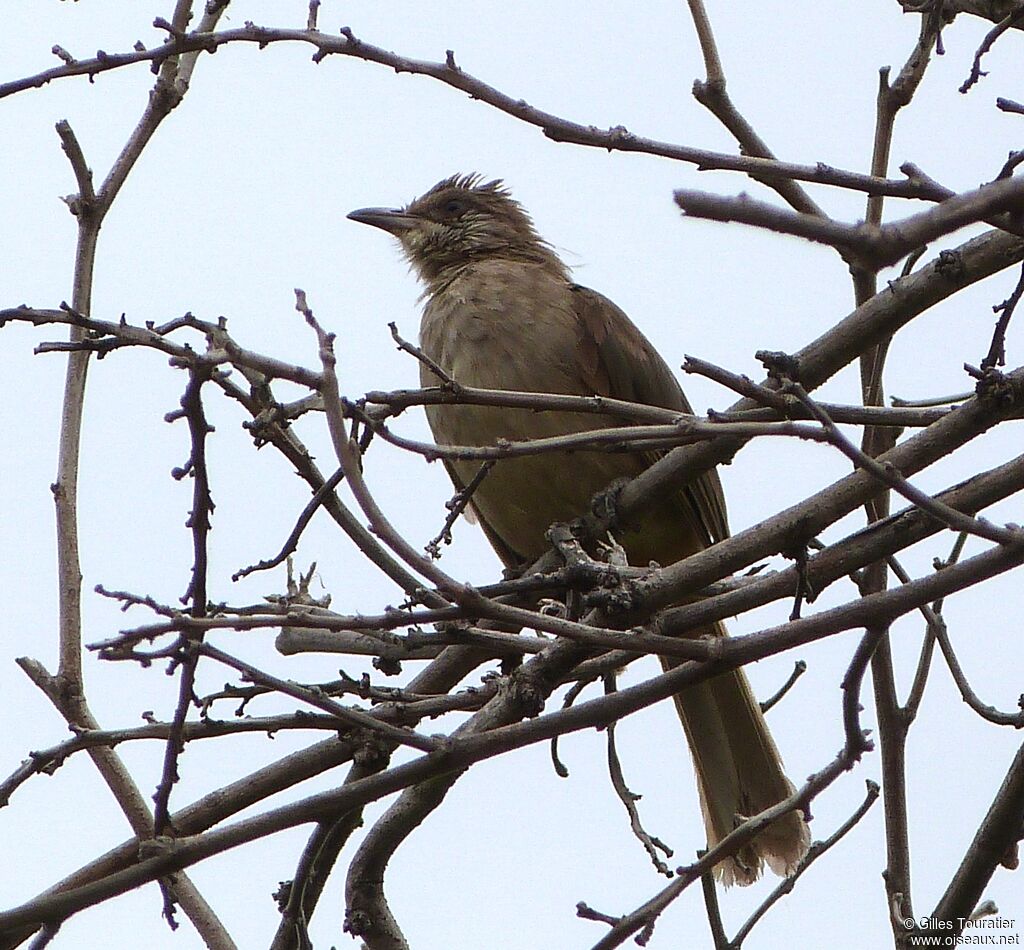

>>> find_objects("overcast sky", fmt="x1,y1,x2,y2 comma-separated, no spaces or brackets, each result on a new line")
2,3,1023,949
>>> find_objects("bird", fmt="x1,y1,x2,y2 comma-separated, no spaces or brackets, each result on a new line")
348,174,810,885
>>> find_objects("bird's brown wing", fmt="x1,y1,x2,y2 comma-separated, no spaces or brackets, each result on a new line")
569,283,729,547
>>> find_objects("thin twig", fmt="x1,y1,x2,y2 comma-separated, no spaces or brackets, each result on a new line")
981,260,1024,370
233,466,345,580
960,5,1024,94
760,661,808,715
729,781,881,948
196,642,443,753
782,380,1022,545
425,460,494,559
603,676,673,877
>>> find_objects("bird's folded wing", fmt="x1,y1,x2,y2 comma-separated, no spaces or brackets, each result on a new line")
569,283,730,547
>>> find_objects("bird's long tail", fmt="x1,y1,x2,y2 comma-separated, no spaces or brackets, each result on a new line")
661,622,810,886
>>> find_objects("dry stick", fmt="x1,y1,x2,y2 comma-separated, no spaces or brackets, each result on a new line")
277,622,546,661
233,466,345,581
365,381,688,425
999,95,1024,115
192,669,479,715
273,809,362,950
900,530,967,723
18,3,237,946
0,25,940,202
0,713,421,808
856,21,938,939
153,369,215,845
196,643,442,753
364,380,949,428
675,172,1024,269
960,5,1024,94
587,747,862,950
354,393,958,466
19,305,323,388
759,661,807,715
930,738,1024,938
782,381,1019,545
981,260,1024,370
95,597,685,663
683,355,790,413
892,159,1024,241
886,555,1024,728
602,676,673,878
612,228,1024,559
588,449,1023,682
425,460,494,558
892,389,973,407
388,320,453,385
354,407,841,463
684,0,824,218
3,538,1022,939
729,780,881,948
699,867,729,950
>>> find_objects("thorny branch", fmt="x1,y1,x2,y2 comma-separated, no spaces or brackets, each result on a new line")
6,5,1024,949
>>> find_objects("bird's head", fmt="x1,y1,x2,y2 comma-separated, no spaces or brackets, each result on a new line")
348,174,565,289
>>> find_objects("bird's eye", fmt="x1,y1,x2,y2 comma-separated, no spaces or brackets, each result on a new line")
442,198,465,216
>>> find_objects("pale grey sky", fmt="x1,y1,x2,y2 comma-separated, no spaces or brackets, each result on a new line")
2,3,1023,949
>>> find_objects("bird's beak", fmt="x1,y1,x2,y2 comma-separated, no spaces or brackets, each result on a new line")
346,206,419,236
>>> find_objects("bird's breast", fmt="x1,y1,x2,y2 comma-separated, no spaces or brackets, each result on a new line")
416,261,642,562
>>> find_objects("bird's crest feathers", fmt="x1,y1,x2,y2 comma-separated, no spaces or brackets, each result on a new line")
395,173,568,289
